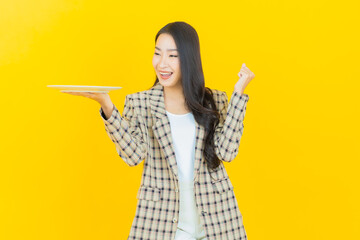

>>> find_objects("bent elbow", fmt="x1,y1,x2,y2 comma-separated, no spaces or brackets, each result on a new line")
219,152,237,163
116,145,147,167
216,144,239,163
121,156,145,167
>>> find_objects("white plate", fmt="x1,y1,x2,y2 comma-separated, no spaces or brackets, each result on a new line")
47,85,122,93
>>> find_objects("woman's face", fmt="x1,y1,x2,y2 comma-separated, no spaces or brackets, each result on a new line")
152,33,181,89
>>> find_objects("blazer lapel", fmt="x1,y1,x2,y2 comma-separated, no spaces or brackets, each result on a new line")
149,82,205,182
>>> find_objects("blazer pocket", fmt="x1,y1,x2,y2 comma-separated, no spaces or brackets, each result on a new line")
212,178,234,194
136,186,162,201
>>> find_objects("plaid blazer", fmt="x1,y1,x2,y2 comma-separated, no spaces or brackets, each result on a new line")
99,82,249,240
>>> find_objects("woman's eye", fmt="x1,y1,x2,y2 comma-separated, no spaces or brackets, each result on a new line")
154,53,177,57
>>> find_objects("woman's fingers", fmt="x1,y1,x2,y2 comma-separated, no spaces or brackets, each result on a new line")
63,92,98,101
238,65,252,77
234,63,255,92
238,63,255,79
63,91,93,97
62,91,110,106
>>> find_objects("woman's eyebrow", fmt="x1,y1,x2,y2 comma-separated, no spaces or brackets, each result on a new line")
155,46,178,51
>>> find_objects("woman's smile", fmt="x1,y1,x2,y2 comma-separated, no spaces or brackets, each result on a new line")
159,71,173,79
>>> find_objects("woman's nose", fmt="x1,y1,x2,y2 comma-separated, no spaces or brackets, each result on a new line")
159,55,168,67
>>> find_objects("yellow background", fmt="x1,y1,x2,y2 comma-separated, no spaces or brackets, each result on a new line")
1,0,359,239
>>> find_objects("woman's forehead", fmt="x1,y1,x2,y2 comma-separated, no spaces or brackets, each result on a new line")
156,34,177,50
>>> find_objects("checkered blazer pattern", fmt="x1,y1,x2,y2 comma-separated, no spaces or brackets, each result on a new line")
99,82,249,240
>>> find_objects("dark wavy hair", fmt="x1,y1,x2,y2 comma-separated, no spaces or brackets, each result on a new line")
151,21,222,175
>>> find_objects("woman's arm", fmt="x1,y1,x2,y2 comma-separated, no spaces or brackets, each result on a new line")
213,90,249,162
100,101,114,120
100,95,148,166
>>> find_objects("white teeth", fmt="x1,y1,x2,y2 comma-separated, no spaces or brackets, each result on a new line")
160,72,172,75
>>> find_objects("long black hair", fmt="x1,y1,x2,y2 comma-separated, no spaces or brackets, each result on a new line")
151,21,222,174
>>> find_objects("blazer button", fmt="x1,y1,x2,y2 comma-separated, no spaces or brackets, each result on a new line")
173,218,177,223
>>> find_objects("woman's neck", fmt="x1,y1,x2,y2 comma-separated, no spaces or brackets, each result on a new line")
163,85,185,101
163,85,190,113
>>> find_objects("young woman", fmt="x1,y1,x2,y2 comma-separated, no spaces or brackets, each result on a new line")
65,21,255,240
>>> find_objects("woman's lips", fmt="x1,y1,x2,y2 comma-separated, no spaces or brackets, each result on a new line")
160,72,173,80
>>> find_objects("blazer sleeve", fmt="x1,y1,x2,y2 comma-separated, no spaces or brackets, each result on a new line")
214,90,249,162
99,95,147,167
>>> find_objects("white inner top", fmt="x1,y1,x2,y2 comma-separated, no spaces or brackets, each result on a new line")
166,110,205,235
166,110,196,181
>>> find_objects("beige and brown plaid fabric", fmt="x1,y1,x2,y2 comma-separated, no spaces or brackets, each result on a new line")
99,82,249,240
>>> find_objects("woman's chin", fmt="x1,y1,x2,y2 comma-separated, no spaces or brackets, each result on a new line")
158,75,181,88
159,78,173,86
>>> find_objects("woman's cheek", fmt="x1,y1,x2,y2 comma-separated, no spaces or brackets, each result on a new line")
152,57,157,68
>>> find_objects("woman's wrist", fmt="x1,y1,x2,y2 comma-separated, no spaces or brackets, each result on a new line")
234,87,244,95
101,101,114,119
100,98,113,109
